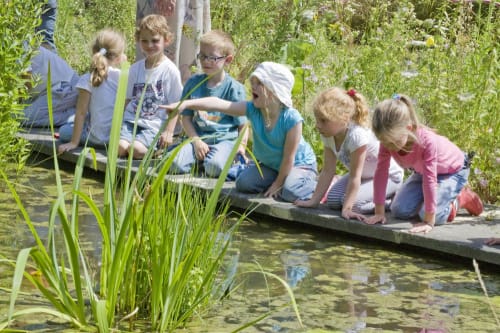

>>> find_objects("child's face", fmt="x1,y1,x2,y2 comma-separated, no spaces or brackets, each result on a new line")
250,76,274,109
197,44,228,76
139,30,166,59
314,113,347,138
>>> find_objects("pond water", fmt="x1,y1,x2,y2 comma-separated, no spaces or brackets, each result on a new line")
1,158,500,332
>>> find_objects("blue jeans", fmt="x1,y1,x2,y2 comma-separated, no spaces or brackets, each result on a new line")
58,114,107,148
235,162,317,202
169,140,236,177
390,165,470,225
37,0,57,51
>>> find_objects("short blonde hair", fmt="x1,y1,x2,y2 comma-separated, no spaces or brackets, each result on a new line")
135,14,173,44
312,87,370,127
200,30,235,56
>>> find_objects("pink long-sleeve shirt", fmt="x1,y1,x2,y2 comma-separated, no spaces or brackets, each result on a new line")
373,127,464,214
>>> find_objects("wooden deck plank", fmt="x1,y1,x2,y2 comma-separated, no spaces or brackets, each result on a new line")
17,128,500,266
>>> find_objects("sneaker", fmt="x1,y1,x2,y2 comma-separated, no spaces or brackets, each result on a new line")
447,200,458,222
457,186,484,216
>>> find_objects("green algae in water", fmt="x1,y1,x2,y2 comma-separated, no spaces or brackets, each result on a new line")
1,163,500,332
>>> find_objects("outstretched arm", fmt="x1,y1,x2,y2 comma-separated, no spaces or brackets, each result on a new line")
161,97,247,117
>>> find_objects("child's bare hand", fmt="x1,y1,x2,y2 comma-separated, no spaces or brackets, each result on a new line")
158,132,173,148
408,222,433,234
159,103,183,116
364,214,386,225
193,140,209,160
58,142,78,154
294,199,319,208
485,237,500,246
342,209,366,221
264,182,282,199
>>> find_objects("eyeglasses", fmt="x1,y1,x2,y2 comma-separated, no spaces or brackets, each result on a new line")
196,53,227,63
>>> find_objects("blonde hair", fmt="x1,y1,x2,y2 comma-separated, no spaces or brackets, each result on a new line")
135,14,173,44
200,30,235,56
90,29,125,87
372,94,421,147
312,87,370,128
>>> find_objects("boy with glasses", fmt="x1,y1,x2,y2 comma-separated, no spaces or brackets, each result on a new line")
168,30,248,178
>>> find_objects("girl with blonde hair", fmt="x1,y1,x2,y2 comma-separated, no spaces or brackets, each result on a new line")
295,87,403,220
58,29,127,152
365,94,483,233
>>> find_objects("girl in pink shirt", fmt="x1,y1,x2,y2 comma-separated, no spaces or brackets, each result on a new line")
364,94,483,233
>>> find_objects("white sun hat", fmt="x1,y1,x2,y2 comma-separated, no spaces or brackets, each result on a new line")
250,62,295,108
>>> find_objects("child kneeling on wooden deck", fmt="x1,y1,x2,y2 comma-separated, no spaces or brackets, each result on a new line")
364,94,483,233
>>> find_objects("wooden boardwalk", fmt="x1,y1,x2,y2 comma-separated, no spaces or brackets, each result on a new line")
18,128,500,267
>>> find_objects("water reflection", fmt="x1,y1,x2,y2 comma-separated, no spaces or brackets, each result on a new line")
1,161,500,332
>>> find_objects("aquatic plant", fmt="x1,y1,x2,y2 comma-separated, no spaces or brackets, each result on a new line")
0,61,246,331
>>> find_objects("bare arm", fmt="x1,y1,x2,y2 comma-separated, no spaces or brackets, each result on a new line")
265,122,302,198
161,97,247,117
341,145,367,221
295,146,337,207
58,89,90,153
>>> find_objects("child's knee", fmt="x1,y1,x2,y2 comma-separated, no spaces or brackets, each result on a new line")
203,160,223,178
390,202,417,220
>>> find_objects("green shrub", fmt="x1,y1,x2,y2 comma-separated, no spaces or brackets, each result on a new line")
0,0,43,172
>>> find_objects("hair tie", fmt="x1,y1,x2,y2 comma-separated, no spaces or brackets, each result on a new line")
99,48,107,56
346,88,357,97
392,93,401,100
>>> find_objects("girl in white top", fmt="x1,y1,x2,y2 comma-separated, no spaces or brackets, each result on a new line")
295,87,403,220
58,29,127,152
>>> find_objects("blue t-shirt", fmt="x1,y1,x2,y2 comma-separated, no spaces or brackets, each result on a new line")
181,73,247,144
245,102,316,171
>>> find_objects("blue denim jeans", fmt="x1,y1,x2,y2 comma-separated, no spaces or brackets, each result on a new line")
169,140,236,178
37,0,57,51
235,162,317,202
390,163,470,225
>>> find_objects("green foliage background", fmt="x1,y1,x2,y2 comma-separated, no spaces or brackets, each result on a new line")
5,0,499,202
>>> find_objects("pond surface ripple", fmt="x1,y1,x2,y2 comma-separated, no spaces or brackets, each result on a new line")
1,160,499,332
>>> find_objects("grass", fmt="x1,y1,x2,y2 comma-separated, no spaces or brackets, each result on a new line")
53,0,498,203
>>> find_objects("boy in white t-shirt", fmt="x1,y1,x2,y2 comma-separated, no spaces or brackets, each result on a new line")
118,14,183,159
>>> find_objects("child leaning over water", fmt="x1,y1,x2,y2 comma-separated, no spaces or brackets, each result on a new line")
364,94,483,233
163,61,317,202
168,30,248,178
118,14,183,159
295,87,403,221
58,29,127,152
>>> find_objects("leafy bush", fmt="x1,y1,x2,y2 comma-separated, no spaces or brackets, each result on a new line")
212,0,499,203
0,0,42,172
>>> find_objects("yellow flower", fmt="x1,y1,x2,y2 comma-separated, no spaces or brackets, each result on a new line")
426,36,435,48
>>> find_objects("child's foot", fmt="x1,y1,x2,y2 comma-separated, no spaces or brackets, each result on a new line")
457,186,483,216
447,199,458,222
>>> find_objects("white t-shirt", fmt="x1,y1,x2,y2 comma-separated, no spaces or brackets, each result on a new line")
321,123,403,181
29,46,78,95
76,67,121,143
124,57,183,131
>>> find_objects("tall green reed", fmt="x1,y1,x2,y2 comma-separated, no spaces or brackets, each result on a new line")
0,62,246,331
